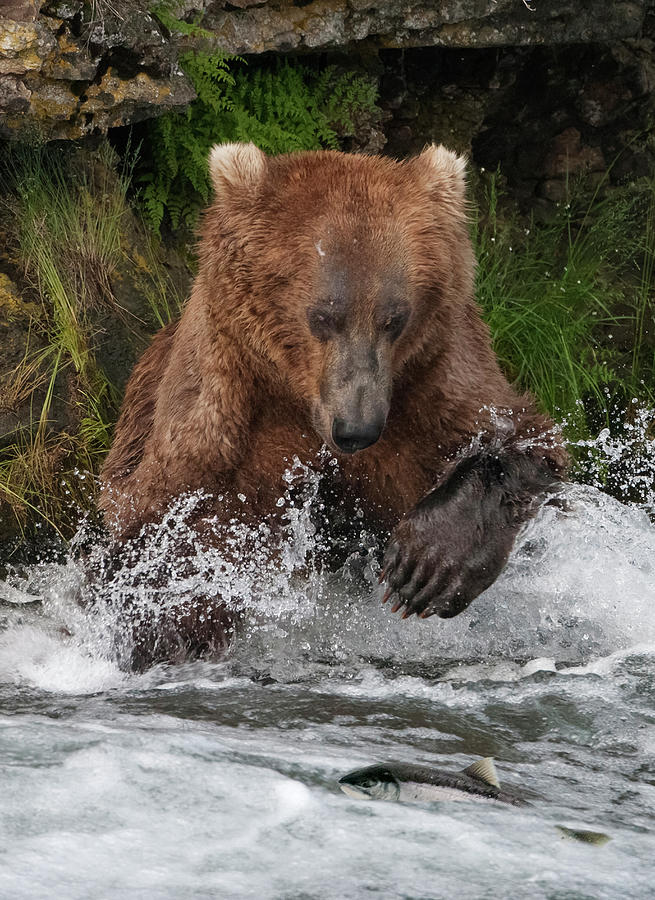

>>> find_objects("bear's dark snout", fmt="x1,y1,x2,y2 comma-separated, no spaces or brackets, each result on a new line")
331,417,384,453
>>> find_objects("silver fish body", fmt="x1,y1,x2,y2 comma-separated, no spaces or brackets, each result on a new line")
339,759,612,845
338,758,526,806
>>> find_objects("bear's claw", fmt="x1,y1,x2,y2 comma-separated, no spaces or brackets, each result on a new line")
380,450,528,620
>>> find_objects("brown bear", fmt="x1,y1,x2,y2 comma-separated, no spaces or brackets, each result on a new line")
99,142,566,668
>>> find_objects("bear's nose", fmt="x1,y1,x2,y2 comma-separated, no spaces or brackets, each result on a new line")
332,418,384,454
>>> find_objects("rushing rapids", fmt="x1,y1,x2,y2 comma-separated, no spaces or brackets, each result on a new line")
0,425,654,899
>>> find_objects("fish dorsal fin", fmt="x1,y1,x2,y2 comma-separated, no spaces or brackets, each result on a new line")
463,757,500,788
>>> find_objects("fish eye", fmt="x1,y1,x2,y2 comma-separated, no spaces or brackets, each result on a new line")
361,778,377,788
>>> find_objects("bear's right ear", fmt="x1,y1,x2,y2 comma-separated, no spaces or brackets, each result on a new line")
209,142,267,196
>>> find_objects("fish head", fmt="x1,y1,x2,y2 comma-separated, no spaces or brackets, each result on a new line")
338,765,401,801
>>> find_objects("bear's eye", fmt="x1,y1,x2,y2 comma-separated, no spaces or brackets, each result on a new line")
381,309,409,342
307,307,339,341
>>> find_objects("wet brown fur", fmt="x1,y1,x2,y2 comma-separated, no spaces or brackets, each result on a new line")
99,144,566,663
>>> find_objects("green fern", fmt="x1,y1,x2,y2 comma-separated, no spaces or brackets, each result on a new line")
151,0,214,39
140,56,380,234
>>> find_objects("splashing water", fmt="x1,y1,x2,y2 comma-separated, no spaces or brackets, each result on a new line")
569,403,655,512
1,427,654,899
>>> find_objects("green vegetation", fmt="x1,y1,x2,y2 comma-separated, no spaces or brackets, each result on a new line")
475,172,655,434
140,53,380,233
474,171,655,502
0,144,182,541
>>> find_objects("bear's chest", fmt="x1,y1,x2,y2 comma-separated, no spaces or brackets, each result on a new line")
233,406,438,547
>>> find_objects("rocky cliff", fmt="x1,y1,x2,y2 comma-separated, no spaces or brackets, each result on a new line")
1,0,653,141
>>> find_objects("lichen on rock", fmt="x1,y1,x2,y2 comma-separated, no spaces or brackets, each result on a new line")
1,0,653,141
0,0,195,139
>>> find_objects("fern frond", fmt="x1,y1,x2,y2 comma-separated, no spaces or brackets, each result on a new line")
138,55,380,233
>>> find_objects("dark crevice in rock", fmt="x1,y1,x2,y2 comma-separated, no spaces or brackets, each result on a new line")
69,11,84,38
377,38,655,206
68,80,87,97
92,56,112,86
104,48,147,81
53,20,69,38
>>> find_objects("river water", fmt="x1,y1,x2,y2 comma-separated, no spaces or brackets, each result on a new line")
1,458,654,898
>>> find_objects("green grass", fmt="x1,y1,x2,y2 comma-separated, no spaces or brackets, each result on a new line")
631,179,655,387
0,143,180,540
474,172,655,438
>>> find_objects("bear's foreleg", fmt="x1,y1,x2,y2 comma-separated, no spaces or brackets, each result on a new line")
125,595,238,672
380,445,563,619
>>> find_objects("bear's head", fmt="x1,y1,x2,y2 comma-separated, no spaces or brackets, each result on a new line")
204,142,474,456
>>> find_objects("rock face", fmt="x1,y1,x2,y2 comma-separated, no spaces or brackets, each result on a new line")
1,0,653,141
379,36,655,204
201,0,649,55
0,0,194,139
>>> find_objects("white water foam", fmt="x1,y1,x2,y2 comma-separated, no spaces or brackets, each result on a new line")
0,415,653,689
0,429,654,898
0,481,652,694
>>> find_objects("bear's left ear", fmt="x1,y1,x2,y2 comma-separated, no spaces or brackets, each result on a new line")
209,142,268,196
411,144,467,212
